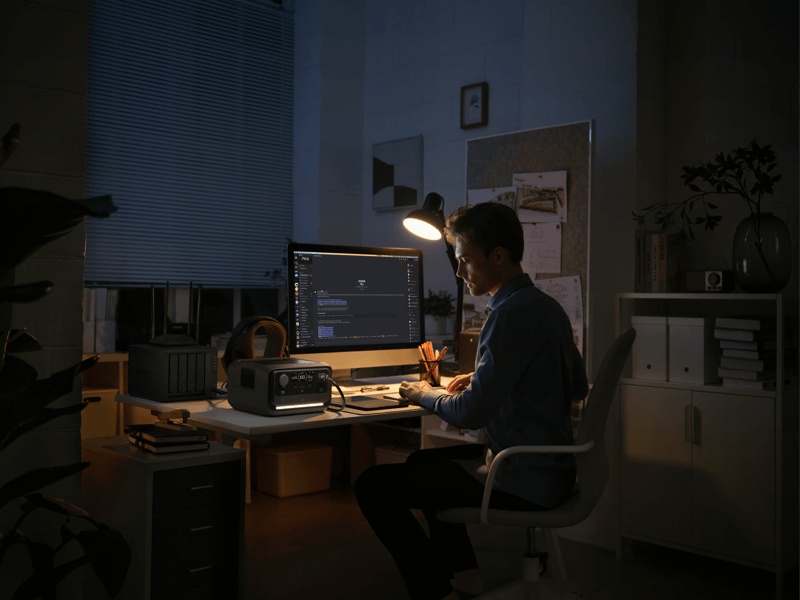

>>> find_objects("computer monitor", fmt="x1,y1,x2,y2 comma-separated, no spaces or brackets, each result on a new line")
287,242,424,376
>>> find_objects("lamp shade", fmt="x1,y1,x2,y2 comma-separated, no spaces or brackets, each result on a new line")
403,209,443,240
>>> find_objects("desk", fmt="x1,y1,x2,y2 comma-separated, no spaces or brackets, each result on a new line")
115,375,447,497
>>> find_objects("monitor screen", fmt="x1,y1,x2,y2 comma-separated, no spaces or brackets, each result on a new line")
288,243,424,356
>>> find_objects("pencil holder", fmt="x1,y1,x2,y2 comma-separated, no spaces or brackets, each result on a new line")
419,359,442,387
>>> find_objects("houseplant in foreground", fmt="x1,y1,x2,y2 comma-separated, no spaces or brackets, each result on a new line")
632,140,789,292
0,122,130,598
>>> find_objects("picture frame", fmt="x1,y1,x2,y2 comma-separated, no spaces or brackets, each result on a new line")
460,82,488,129
372,135,424,211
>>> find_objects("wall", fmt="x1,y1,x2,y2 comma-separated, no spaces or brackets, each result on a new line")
294,0,366,246
0,0,90,597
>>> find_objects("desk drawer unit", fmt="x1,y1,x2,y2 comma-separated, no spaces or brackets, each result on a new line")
82,437,245,600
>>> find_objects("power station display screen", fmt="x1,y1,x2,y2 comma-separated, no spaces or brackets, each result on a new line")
288,243,423,353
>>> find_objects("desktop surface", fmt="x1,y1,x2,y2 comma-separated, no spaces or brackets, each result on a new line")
114,374,445,440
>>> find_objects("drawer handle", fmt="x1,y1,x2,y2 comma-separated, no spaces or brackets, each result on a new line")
187,564,213,574
85,396,102,403
187,525,214,533
187,484,215,491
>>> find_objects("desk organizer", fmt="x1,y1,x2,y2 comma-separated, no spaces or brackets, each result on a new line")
667,316,718,384
631,316,668,381
256,443,332,498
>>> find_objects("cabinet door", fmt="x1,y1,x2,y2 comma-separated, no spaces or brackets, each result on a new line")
692,391,775,565
620,385,692,546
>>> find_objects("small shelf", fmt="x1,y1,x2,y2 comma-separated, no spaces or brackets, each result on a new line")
425,428,478,443
619,378,783,398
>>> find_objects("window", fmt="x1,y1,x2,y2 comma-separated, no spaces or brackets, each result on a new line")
86,0,294,289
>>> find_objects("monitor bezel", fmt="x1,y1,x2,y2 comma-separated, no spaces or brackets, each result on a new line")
287,242,425,355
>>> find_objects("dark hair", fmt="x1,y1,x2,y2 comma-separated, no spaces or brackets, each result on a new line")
443,202,524,264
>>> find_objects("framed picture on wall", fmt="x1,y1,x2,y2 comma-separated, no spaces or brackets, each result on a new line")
372,135,423,211
460,82,488,129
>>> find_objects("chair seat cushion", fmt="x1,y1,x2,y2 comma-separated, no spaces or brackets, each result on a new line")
437,491,590,528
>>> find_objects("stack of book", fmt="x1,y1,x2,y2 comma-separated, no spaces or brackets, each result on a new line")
634,230,687,293
127,423,209,454
715,315,797,390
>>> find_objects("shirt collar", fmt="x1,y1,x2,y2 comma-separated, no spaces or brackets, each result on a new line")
487,272,534,311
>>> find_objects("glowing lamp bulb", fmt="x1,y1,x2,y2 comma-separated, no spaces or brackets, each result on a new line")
403,217,442,240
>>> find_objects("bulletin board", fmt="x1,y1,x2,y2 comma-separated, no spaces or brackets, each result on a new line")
464,120,593,362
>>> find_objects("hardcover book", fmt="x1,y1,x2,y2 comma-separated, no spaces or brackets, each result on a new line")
715,315,776,331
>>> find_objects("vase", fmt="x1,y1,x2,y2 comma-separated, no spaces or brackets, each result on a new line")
731,213,792,293
424,315,450,335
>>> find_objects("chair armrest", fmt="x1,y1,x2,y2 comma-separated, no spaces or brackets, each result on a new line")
479,440,594,525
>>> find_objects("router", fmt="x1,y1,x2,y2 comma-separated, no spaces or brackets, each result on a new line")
128,282,218,402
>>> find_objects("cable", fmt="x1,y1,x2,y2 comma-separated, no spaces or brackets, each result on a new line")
326,378,346,413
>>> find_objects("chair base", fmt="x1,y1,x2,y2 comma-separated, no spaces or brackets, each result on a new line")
474,555,581,600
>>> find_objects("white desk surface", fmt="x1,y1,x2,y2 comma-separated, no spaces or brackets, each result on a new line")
115,375,448,440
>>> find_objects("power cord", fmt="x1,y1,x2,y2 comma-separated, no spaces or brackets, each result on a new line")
327,378,346,413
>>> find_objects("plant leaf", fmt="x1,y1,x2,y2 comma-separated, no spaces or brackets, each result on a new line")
0,281,53,304
0,123,20,169
20,493,96,523
0,188,117,271
0,463,90,512
0,355,99,451
74,527,132,598
4,329,42,354
0,403,87,453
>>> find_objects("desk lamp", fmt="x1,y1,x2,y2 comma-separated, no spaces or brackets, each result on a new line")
403,192,463,362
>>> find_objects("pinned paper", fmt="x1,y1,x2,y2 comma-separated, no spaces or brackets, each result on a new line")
512,170,568,223
522,223,561,275
467,186,516,210
535,276,584,355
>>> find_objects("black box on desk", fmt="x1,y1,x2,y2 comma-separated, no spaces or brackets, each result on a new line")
128,343,218,402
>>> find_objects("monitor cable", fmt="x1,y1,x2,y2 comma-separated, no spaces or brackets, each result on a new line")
327,378,346,413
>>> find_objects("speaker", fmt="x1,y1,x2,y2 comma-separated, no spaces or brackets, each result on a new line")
686,270,734,293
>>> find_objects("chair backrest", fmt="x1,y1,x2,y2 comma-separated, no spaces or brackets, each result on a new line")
573,327,636,517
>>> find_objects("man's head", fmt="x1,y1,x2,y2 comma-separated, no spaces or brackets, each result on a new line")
444,202,524,296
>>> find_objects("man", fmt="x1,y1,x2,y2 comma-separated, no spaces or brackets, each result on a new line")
354,202,588,600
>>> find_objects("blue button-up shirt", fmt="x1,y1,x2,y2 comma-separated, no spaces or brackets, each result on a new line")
419,273,588,508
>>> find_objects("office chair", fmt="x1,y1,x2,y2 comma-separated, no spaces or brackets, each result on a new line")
437,327,636,600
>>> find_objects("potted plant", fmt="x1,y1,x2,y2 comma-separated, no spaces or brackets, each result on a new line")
424,289,454,335
632,140,789,292
0,123,130,598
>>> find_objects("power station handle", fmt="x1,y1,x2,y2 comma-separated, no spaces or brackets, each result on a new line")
187,525,214,533
684,404,693,444
187,484,215,491
186,565,213,574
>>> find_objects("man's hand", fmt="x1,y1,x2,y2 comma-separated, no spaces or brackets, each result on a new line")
446,373,473,393
398,380,433,404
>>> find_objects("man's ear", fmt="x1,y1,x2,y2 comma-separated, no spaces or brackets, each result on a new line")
490,246,508,266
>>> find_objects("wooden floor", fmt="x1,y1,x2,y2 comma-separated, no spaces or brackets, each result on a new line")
244,479,798,600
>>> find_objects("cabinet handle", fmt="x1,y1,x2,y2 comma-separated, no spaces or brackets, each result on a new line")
187,484,215,491
186,564,213,574
84,396,101,403
684,404,693,444
187,525,214,533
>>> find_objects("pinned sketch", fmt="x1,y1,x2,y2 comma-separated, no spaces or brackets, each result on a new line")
522,223,561,275
467,186,516,210
462,292,491,332
512,170,568,223
535,276,584,355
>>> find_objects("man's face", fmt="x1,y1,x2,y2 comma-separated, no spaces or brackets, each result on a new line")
454,236,503,297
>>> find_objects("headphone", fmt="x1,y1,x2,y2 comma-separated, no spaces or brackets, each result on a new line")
221,315,288,375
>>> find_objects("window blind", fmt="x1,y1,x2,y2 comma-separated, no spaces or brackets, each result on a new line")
86,0,294,288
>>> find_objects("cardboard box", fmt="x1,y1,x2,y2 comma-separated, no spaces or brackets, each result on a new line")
631,316,668,381
374,444,417,465
668,317,718,384
255,443,332,498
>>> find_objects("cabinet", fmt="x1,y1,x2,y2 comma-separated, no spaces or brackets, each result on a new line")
81,436,246,600
616,293,798,598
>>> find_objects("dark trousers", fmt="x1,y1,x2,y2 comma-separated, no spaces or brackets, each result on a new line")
353,444,546,600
